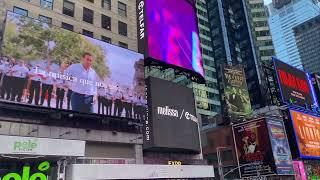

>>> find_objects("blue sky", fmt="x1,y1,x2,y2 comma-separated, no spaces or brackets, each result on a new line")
264,0,272,5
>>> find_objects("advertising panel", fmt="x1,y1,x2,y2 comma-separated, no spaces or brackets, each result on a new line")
144,77,200,153
293,161,307,180
0,135,85,156
289,109,320,159
265,118,294,175
222,64,252,119
137,0,204,80
233,119,276,177
273,58,315,107
311,73,320,106
1,12,146,119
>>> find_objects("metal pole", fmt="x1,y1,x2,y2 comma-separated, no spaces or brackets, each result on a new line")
231,125,242,179
217,148,224,180
217,147,227,180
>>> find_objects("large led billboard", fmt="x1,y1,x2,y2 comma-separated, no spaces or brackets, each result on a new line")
221,64,252,119
273,58,316,108
233,119,276,177
144,77,200,153
0,11,146,119
137,0,205,81
289,109,320,159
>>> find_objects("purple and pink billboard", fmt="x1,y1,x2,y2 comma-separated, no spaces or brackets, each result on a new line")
137,0,205,80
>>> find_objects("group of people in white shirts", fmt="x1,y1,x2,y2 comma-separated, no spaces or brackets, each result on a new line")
0,53,146,121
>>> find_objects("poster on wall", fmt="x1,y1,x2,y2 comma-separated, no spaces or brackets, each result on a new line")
265,118,294,175
233,119,276,177
289,109,320,159
1,11,146,119
222,64,252,119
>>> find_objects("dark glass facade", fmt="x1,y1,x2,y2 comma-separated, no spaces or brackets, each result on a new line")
207,0,266,120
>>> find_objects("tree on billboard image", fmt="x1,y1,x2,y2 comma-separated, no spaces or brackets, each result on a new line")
0,11,146,118
3,13,109,79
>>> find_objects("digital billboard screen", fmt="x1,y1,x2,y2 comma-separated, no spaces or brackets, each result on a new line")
273,58,315,107
289,109,320,159
265,118,294,175
144,77,200,153
222,64,252,119
0,11,146,119
137,0,204,80
233,119,276,177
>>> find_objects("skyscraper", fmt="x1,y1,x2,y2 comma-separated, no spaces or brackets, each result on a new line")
207,0,265,117
267,0,320,69
293,15,320,74
244,0,275,63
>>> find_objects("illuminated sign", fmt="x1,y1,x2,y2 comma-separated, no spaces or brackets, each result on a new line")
273,58,315,107
137,0,205,81
2,11,146,118
289,109,320,159
1,161,50,180
168,161,182,165
144,77,200,153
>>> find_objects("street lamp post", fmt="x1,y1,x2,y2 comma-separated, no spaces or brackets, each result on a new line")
216,146,228,180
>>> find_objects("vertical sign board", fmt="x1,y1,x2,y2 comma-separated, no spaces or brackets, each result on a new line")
144,77,200,153
221,64,252,119
293,161,308,180
136,0,147,55
265,118,294,175
233,119,276,177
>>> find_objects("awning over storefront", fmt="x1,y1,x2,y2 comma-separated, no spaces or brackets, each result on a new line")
66,164,215,179
0,135,85,157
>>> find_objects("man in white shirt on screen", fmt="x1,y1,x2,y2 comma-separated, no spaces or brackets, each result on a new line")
65,52,98,113
28,64,43,105
40,60,55,107
9,60,29,102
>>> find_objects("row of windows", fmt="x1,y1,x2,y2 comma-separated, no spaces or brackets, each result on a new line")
18,0,128,36
37,0,125,16
13,6,128,49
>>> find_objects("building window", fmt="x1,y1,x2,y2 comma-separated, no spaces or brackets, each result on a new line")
61,22,74,31
102,0,111,10
118,2,127,17
101,15,111,30
63,0,75,17
83,29,93,38
86,0,94,3
13,7,28,16
119,42,128,49
39,15,52,24
118,21,127,36
40,0,54,10
83,7,94,24
101,36,111,43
